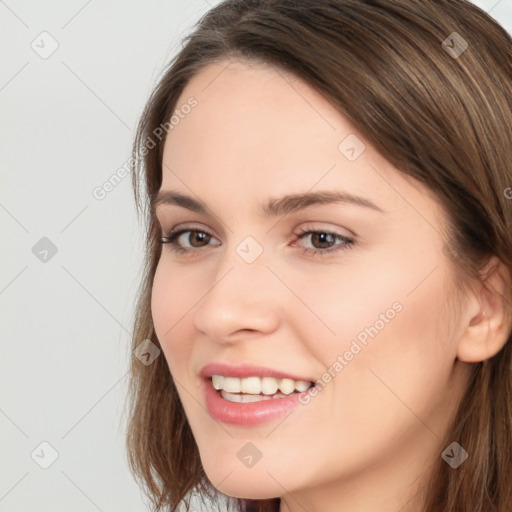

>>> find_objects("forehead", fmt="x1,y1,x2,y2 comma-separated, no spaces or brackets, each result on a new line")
163,57,362,165
160,58,443,227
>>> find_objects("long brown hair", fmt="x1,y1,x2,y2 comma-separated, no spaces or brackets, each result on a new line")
125,1,512,510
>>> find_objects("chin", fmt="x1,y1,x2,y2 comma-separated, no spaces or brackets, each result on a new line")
216,483,280,501
203,462,283,500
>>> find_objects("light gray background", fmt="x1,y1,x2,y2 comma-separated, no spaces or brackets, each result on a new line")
0,1,510,511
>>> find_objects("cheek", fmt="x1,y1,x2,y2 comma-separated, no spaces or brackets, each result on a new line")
302,253,454,421
151,258,199,327
150,262,196,375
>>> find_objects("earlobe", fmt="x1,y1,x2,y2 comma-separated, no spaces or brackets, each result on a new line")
456,257,512,363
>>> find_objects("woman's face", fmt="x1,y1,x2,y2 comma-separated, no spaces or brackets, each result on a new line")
151,58,473,510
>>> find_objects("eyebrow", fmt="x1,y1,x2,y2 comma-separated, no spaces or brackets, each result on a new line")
152,189,385,217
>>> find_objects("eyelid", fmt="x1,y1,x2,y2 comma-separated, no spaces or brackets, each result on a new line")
159,221,218,237
160,220,352,238
293,221,355,238
159,222,355,258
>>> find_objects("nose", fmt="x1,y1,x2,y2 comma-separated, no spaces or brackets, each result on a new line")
193,252,281,343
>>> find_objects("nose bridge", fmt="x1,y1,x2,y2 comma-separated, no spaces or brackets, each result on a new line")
193,237,281,340
208,233,271,299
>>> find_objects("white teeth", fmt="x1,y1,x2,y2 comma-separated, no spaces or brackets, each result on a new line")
240,376,261,394
278,378,295,395
212,375,224,390
211,375,313,395
221,391,274,403
295,380,311,392
222,377,241,393
220,390,298,402
261,377,278,395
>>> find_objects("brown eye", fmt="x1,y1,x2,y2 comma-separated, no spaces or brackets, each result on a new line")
186,231,211,247
293,229,354,257
309,232,336,249
160,228,221,252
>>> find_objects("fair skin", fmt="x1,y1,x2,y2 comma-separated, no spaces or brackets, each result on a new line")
151,58,510,512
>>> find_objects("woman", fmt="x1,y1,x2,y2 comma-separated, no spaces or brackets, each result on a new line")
125,1,512,511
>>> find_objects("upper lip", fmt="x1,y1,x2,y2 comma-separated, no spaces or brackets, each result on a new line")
200,362,314,382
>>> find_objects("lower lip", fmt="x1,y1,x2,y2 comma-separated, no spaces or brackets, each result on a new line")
203,378,313,426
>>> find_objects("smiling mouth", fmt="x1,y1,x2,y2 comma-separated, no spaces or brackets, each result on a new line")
211,375,315,402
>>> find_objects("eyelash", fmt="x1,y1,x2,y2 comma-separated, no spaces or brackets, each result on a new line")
159,226,354,258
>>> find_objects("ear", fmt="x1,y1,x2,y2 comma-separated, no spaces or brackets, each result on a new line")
456,256,512,363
